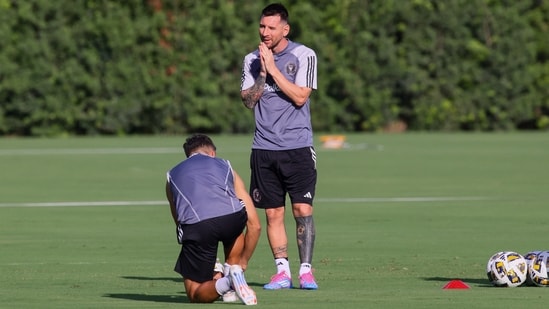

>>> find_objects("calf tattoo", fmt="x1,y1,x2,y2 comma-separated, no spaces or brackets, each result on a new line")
296,216,316,264
273,245,288,258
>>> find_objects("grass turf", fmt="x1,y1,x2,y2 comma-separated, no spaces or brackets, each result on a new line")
1,132,548,308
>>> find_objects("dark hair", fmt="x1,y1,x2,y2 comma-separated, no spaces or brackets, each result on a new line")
262,3,289,23
182,134,216,157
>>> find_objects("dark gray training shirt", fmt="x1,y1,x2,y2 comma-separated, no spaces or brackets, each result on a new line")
166,153,243,225
241,40,318,150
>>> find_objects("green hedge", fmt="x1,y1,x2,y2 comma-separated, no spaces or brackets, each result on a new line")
0,0,547,136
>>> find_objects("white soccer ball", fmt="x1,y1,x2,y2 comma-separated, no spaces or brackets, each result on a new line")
486,251,527,287
529,250,549,287
524,251,541,285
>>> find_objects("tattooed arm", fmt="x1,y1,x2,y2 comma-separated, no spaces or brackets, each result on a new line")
241,74,266,109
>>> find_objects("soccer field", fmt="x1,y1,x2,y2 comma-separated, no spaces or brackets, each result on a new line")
1,133,548,308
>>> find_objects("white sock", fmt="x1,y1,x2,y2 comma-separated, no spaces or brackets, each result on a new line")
299,263,312,276
223,263,231,277
215,277,231,295
275,258,291,276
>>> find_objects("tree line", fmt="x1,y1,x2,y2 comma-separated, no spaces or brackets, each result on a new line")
0,0,548,136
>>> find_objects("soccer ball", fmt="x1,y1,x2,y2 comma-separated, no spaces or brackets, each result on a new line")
524,251,541,285
529,250,549,287
486,251,527,287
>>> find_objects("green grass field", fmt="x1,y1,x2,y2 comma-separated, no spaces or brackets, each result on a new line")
1,133,548,308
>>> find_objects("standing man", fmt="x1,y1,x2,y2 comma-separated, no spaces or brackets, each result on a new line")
240,3,318,290
166,134,261,304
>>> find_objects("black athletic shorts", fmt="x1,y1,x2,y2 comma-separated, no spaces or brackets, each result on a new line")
174,209,247,283
250,147,317,209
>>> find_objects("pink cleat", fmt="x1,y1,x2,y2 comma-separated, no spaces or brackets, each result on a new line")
263,271,293,290
299,272,318,290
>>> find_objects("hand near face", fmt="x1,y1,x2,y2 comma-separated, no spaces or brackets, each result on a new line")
258,42,275,74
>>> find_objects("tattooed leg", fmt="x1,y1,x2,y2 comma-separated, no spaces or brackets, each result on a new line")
273,244,288,259
295,216,316,264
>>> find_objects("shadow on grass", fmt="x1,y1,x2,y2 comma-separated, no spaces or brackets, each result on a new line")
103,276,189,303
104,293,188,303
245,281,264,288
121,276,181,283
423,276,492,287
107,276,264,304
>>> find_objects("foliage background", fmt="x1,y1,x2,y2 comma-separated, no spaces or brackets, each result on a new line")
0,0,548,136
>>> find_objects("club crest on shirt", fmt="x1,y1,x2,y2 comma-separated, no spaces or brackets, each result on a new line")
286,63,297,75
252,188,262,203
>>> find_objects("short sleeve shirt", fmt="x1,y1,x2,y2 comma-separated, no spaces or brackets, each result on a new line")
166,154,243,224
241,40,317,150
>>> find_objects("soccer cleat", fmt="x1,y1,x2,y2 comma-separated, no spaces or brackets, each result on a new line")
229,265,257,305
263,271,293,290
299,272,318,290
222,290,238,302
